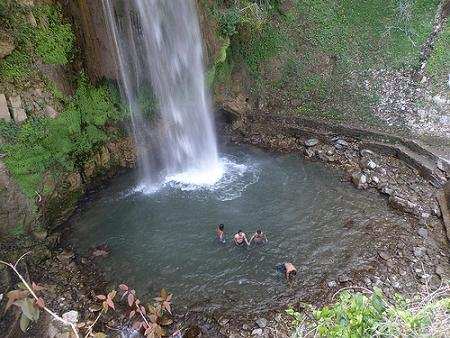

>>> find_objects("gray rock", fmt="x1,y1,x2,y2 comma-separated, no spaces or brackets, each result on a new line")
334,139,349,148
48,310,79,338
378,251,390,261
327,280,337,288
360,149,375,157
252,328,263,336
0,94,11,121
256,318,267,328
379,184,394,195
417,228,428,239
432,205,442,218
338,275,351,283
9,95,27,123
304,148,315,158
9,95,22,109
388,195,417,214
242,324,251,330
413,247,426,258
351,172,368,189
437,159,450,174
219,318,230,326
274,314,282,322
45,105,59,119
62,310,79,324
360,157,377,170
304,138,319,147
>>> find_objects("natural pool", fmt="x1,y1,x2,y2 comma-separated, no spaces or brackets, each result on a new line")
69,145,409,317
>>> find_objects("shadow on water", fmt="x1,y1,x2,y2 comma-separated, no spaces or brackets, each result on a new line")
69,145,409,317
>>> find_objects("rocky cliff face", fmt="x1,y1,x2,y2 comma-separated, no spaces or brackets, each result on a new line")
58,0,118,82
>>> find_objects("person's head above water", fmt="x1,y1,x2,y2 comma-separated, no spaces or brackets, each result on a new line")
256,229,262,234
237,229,243,234
218,224,224,230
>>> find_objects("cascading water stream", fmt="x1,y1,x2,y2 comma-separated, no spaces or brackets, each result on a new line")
103,0,222,189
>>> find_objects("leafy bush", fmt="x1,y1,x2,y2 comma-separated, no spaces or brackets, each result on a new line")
287,285,450,338
219,8,241,37
0,120,20,143
34,4,74,65
0,75,125,198
0,50,31,81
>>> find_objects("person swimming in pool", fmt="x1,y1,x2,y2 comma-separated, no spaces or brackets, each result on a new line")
249,229,268,245
276,262,297,280
234,230,250,246
216,224,225,243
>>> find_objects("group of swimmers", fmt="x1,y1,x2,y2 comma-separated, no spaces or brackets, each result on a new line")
215,224,297,280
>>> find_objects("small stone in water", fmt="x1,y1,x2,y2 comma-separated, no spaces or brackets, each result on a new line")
305,138,319,147
256,318,267,328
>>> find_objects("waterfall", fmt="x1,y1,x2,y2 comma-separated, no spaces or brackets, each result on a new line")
103,0,222,188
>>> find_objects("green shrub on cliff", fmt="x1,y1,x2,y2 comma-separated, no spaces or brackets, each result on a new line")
33,4,75,65
0,75,125,198
0,50,32,81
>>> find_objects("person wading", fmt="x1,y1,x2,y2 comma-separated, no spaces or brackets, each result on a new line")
234,230,250,246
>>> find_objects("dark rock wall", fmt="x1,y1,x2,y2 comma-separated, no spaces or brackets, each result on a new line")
58,0,118,83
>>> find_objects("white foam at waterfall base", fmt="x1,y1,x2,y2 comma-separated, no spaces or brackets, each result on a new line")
133,154,261,201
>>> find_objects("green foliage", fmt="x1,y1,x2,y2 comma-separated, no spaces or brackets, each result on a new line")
238,24,283,75
8,223,26,237
44,78,67,102
0,50,31,81
427,23,450,80
219,8,241,37
33,4,75,65
314,290,386,337
288,287,450,338
0,120,20,142
0,74,125,198
296,0,440,69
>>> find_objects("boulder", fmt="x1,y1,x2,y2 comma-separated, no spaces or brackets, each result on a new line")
8,95,27,123
360,149,375,157
0,94,11,121
45,105,59,119
47,310,79,338
252,328,263,336
351,172,368,189
256,318,267,328
305,138,319,147
360,157,377,170
388,195,417,214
